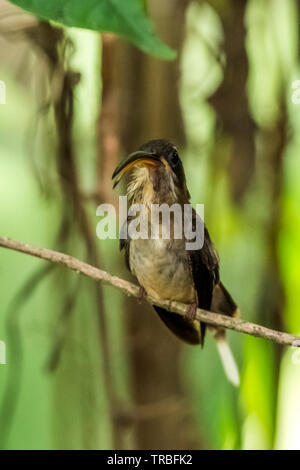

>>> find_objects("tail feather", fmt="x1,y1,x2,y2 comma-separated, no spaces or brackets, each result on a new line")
210,282,240,386
215,335,240,387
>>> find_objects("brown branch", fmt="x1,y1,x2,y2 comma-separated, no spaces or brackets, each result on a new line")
0,236,299,348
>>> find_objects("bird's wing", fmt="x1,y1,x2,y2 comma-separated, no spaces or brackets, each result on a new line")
211,282,238,317
186,209,220,345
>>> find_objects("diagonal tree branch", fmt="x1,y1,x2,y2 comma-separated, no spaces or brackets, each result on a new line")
0,236,299,348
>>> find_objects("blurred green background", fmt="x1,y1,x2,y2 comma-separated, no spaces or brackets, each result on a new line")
1,0,300,450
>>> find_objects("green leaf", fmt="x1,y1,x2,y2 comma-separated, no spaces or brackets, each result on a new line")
9,0,176,60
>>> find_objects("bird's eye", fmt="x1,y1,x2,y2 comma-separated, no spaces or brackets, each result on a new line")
170,150,179,167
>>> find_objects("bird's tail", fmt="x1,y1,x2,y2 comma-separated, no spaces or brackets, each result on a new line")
215,331,240,387
210,282,240,386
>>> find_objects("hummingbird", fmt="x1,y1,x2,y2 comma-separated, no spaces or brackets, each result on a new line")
112,139,240,386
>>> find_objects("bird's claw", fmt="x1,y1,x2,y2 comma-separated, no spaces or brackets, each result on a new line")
186,302,198,321
137,286,147,303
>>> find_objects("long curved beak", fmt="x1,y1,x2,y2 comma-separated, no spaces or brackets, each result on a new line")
112,151,161,188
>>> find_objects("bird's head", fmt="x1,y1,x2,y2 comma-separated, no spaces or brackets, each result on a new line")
112,139,190,205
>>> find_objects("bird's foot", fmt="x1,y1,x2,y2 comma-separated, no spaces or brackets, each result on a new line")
137,286,147,304
186,302,198,321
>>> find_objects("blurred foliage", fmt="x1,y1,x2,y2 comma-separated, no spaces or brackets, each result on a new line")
1,0,300,451
9,0,176,59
